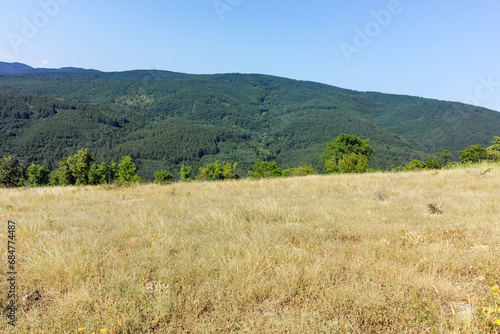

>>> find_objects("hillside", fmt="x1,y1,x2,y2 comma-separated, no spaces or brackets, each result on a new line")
1,165,499,332
1,62,499,177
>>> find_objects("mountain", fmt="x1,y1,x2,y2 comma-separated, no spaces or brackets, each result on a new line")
0,62,36,74
0,62,499,177
0,61,94,75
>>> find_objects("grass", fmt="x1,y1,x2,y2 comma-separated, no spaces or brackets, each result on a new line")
0,163,499,333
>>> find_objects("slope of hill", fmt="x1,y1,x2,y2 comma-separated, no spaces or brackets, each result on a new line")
0,63,499,177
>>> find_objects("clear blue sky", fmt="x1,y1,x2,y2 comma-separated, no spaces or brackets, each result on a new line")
1,0,499,111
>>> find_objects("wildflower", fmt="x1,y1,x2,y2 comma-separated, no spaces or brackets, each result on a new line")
78,328,86,332
100,330,108,333
496,319,500,326
492,285,499,291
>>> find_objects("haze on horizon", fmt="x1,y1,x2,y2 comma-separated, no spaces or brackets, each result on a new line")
0,0,499,112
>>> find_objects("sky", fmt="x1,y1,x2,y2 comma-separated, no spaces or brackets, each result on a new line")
0,0,499,111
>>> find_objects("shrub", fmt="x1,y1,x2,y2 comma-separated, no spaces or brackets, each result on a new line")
248,159,282,179
197,160,239,181
487,136,500,161
0,156,26,187
89,162,117,185
27,163,50,186
66,148,94,185
282,165,316,177
154,170,174,184
117,156,137,182
179,164,193,182
459,144,489,163
403,159,426,171
322,134,373,174
425,149,454,169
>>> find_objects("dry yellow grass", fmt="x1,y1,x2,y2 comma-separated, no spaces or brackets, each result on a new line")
1,163,499,333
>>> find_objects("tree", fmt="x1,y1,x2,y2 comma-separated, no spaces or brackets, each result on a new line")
27,163,50,186
52,158,74,186
403,159,426,171
66,148,94,185
425,149,454,169
0,156,26,187
89,162,117,185
337,152,369,173
282,165,316,177
197,160,239,181
117,156,137,182
222,161,239,180
247,159,282,179
179,164,193,182
322,134,374,174
487,136,500,162
154,170,174,184
459,145,488,163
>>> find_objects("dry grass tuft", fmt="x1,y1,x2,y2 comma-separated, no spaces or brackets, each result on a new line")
0,163,499,333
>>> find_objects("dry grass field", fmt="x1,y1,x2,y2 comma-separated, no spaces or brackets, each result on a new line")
1,164,499,333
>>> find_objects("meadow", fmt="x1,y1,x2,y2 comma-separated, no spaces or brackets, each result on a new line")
0,164,499,333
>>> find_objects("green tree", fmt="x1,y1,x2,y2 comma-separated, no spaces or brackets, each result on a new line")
154,170,174,184
179,164,193,182
66,148,94,185
282,165,316,177
0,156,26,187
89,162,117,185
222,161,239,180
403,159,426,171
52,158,73,186
487,136,500,162
247,159,282,179
117,156,137,182
197,160,239,181
425,149,454,169
27,163,50,186
322,134,374,174
459,145,488,163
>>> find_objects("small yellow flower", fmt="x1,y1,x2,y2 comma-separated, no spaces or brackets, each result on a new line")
78,328,86,332
496,319,500,326
100,330,108,333
493,285,499,291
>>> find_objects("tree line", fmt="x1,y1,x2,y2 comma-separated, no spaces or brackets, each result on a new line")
1,135,499,188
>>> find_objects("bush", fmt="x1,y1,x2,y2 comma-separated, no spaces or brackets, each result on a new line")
403,159,426,171
117,156,137,182
425,149,454,169
27,163,50,186
282,165,316,177
0,156,26,187
248,159,282,179
154,170,174,184
89,162,117,185
459,145,489,163
322,134,373,174
487,136,500,162
66,148,94,185
197,160,239,181
179,164,193,182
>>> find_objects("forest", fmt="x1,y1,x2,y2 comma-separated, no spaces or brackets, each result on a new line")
1,62,500,181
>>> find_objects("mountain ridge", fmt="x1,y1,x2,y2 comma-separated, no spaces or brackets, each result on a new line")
0,62,498,177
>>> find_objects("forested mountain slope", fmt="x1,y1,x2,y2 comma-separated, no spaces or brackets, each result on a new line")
1,62,499,177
